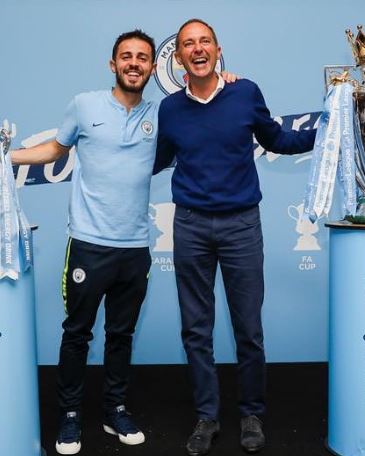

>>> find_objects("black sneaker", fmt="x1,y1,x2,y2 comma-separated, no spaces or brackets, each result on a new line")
55,411,81,455
186,419,220,456
103,405,145,445
240,415,265,453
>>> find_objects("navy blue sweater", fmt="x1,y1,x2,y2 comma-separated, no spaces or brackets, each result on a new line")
154,79,316,211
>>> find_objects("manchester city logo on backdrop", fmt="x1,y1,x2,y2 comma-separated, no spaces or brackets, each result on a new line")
154,34,225,96
141,120,153,135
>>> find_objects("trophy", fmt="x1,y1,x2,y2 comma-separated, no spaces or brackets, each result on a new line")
305,25,365,224
0,125,32,279
344,25,365,223
288,203,321,250
323,26,365,223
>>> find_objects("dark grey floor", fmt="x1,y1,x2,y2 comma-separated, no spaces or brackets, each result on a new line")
39,363,330,456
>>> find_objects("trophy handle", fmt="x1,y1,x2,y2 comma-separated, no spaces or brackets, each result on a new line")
288,205,300,221
0,128,12,155
323,65,356,92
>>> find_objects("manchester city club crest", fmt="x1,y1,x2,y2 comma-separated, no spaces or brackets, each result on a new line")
72,268,86,283
154,34,225,95
141,120,153,135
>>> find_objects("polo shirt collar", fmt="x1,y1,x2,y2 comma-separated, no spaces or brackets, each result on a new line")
185,73,225,104
107,88,146,112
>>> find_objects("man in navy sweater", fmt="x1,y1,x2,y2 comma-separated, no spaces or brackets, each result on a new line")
153,18,316,456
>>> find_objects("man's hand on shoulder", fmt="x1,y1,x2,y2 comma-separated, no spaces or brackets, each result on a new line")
221,71,241,83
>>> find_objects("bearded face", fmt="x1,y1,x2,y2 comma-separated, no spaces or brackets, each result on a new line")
111,38,155,94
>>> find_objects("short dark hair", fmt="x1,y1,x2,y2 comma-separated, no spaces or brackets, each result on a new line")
112,30,156,62
175,19,218,51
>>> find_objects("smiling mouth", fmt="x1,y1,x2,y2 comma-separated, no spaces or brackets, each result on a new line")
192,57,208,66
124,70,143,81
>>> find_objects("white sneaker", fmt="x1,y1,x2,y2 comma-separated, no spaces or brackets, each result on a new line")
103,405,145,445
55,411,81,455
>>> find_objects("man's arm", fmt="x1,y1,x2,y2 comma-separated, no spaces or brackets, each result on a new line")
153,134,176,175
11,140,70,165
153,102,176,174
253,84,316,155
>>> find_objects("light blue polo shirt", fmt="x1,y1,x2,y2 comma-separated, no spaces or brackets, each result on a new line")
56,90,158,247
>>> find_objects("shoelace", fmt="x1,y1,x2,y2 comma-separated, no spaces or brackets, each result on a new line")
242,417,261,432
193,420,214,436
113,410,139,434
59,416,80,441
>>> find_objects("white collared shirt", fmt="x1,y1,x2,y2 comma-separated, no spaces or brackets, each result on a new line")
185,73,225,104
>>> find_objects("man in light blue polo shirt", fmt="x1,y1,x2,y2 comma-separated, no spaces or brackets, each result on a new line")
58,89,157,248
11,30,158,455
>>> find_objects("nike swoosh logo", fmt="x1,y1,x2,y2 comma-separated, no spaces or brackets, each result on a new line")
92,122,104,127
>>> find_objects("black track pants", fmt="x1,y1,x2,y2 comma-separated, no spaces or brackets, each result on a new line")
57,238,151,413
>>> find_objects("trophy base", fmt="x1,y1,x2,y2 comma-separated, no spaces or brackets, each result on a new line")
345,215,365,224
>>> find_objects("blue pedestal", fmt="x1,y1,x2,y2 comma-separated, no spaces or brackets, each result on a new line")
0,231,42,456
326,222,365,456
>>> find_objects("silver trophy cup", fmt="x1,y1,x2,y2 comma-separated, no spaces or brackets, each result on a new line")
324,25,365,223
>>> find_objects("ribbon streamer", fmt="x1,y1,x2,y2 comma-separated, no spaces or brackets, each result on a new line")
304,82,357,222
0,131,32,280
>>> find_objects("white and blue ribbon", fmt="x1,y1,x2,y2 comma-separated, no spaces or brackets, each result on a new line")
304,82,357,222
337,83,357,216
353,96,365,195
0,135,32,279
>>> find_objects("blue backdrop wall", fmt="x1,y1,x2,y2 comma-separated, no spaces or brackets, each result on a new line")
1,0,363,364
